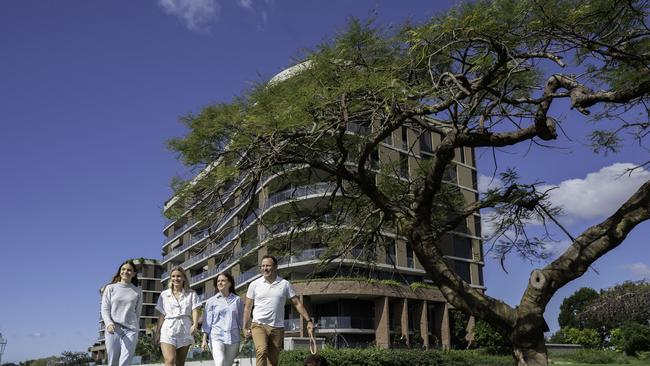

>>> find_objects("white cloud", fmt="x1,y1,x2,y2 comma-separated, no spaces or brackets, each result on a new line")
542,163,650,221
237,0,253,9
619,262,650,278
477,174,504,193
158,0,220,33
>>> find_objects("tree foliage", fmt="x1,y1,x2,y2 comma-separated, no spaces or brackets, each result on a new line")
610,323,650,356
558,287,599,329
577,280,650,332
168,1,650,364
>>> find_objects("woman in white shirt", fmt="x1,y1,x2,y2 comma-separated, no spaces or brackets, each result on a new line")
101,260,143,366
155,266,200,366
201,273,243,366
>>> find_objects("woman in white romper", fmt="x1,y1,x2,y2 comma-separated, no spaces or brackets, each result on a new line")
201,273,243,366
101,260,143,366
155,266,200,366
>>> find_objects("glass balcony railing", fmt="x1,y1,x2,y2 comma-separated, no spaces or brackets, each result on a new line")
190,243,254,284
278,248,327,266
284,318,301,331
235,269,260,287
162,219,198,246
347,121,371,136
316,316,375,330
163,183,339,277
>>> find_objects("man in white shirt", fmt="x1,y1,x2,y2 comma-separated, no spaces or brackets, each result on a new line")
243,255,314,366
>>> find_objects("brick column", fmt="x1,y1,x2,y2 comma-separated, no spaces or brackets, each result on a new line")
374,296,390,349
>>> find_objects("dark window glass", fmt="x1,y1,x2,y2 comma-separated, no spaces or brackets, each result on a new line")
401,127,408,150
454,260,471,283
399,153,409,178
453,236,472,259
419,132,433,154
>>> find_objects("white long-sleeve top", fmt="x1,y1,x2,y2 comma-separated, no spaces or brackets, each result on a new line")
101,282,143,331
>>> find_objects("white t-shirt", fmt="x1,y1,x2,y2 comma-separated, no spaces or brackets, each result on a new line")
246,276,296,328
156,288,201,319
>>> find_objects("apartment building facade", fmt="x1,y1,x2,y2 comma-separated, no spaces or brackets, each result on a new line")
89,258,164,362
160,119,484,349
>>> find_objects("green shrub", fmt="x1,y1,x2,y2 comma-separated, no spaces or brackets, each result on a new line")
546,329,565,344
278,348,512,366
563,327,602,348
610,323,650,356
565,349,629,364
473,320,512,355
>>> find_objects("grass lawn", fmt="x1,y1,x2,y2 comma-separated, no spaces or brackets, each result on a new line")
549,354,650,366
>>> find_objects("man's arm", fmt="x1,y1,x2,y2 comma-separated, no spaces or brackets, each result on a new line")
243,297,253,338
290,296,314,336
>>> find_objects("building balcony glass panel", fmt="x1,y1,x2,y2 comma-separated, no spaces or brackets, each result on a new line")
316,316,374,330
284,318,301,331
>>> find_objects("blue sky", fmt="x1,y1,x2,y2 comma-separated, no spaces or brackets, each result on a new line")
0,0,647,362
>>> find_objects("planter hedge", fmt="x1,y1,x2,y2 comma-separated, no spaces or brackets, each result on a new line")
279,348,512,366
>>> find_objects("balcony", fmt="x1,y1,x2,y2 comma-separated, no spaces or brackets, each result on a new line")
317,316,374,330
190,243,254,285
162,219,198,246
278,248,327,266
163,183,338,277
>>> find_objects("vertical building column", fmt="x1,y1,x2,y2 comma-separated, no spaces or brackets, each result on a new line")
413,300,429,349
374,296,390,349
399,298,409,345
299,295,313,337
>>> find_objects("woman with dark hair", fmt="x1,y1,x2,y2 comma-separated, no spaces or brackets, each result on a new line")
155,266,200,366
101,260,143,366
201,273,243,366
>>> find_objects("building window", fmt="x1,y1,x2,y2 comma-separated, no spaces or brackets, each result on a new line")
453,236,472,259
386,241,396,265
454,260,471,283
401,126,408,150
457,147,466,164
478,264,484,286
443,164,457,183
474,217,482,238
419,132,433,154
399,153,409,178
370,149,380,169
406,244,414,268
384,131,393,145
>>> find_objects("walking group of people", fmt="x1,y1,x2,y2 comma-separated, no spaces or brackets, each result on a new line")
101,255,325,366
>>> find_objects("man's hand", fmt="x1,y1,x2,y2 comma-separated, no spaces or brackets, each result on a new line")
306,321,315,337
244,328,252,339
201,339,209,351
106,324,115,334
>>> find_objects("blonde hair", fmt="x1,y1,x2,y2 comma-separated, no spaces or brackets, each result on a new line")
168,266,190,292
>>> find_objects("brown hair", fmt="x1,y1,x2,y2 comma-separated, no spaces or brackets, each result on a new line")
261,255,278,266
110,260,139,286
213,272,237,295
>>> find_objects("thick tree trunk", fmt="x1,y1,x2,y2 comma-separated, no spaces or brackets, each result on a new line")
510,310,549,366
512,343,548,366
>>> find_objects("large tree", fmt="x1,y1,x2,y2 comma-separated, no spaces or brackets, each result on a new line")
167,1,650,365
558,287,599,329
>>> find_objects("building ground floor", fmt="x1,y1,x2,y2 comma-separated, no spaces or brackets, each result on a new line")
283,280,454,349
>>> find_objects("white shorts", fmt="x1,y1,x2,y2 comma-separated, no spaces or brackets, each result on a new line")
160,317,194,348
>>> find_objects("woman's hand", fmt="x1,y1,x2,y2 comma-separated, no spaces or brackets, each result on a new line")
106,324,115,334
201,339,209,352
190,324,197,335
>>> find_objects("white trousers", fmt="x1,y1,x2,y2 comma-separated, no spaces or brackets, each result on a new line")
105,324,138,366
210,339,239,366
